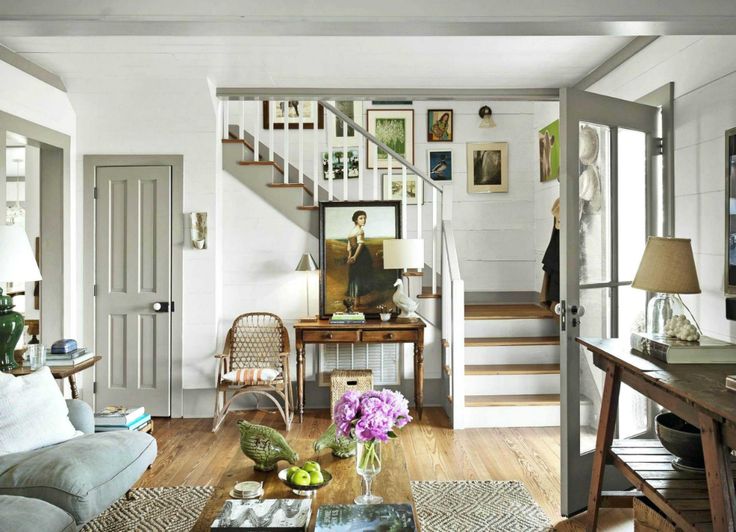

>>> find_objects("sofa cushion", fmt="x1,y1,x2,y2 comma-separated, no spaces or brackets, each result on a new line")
0,367,82,456
0,430,157,524
0,495,76,532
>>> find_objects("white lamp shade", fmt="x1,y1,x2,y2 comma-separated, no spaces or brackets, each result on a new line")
0,225,42,283
382,239,424,269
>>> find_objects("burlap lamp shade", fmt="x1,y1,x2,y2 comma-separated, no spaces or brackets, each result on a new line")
632,237,701,294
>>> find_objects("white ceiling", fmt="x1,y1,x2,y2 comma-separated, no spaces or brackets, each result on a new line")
2,35,632,89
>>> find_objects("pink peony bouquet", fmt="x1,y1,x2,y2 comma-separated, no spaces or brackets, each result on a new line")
333,389,412,442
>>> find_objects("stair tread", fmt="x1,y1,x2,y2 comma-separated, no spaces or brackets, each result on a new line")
267,183,314,196
465,303,555,320
297,205,319,210
466,394,561,407
222,138,256,152
465,336,560,347
465,364,560,375
238,160,285,174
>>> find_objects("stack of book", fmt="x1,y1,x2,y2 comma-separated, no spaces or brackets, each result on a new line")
631,331,736,364
329,312,366,325
44,338,94,366
94,406,152,433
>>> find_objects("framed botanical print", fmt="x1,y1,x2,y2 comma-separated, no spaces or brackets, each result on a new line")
322,148,359,180
467,142,508,193
262,100,325,130
382,173,424,205
427,109,453,142
726,127,736,293
330,101,364,146
427,149,452,181
366,109,414,169
319,201,402,318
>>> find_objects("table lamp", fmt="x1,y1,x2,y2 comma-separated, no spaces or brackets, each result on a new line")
631,236,701,338
0,225,42,371
383,239,424,321
294,252,318,321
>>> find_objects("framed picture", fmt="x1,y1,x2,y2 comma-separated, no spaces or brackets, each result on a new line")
366,109,414,169
330,101,364,146
320,201,402,318
726,127,736,293
262,101,325,130
427,109,453,142
467,142,508,193
539,119,559,182
382,173,424,205
427,150,452,181
322,148,359,180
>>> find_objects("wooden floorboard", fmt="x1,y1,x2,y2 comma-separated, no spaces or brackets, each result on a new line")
136,408,633,531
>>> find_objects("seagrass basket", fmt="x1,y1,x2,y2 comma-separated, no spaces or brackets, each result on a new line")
329,369,373,418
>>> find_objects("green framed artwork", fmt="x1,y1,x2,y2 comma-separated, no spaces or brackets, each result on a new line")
366,109,414,169
538,119,559,182
427,109,453,142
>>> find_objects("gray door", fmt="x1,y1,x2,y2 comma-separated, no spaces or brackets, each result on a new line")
559,88,659,515
95,165,172,416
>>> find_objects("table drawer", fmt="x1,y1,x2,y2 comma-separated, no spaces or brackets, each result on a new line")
303,330,360,343
362,330,417,343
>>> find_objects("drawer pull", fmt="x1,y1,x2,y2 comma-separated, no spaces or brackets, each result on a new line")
386,333,394,340
323,333,333,339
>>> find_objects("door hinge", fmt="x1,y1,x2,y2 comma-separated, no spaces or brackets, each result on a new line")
93,186,98,199
93,284,97,297
93,381,97,394
654,137,664,155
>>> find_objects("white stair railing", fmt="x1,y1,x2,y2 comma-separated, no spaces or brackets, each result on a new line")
221,97,465,428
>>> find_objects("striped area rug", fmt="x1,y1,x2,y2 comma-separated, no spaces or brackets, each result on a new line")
411,480,552,532
82,486,214,532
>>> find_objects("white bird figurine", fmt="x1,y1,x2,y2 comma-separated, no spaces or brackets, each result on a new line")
392,279,419,321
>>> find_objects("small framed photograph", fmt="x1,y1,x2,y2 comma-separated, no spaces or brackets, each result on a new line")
467,142,508,193
262,101,325,130
427,109,453,142
366,109,414,169
322,148,359,180
427,150,452,181
330,101,364,146
382,172,424,205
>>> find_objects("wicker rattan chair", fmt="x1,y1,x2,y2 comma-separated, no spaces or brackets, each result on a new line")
213,312,293,432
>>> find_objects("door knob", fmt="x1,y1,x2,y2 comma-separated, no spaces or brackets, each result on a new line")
152,302,174,313
570,305,585,317
554,303,563,315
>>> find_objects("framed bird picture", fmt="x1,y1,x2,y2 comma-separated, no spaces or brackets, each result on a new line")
319,200,402,318
427,150,453,181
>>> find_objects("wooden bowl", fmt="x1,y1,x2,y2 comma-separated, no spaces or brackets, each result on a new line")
655,412,704,471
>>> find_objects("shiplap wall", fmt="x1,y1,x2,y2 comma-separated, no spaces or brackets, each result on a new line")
590,36,736,342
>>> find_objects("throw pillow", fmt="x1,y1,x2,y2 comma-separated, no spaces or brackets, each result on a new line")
0,367,82,456
222,368,280,384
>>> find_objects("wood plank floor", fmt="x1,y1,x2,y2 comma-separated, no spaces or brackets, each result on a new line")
135,408,633,531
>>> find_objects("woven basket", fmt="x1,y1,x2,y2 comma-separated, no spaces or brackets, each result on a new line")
329,369,373,418
633,498,676,532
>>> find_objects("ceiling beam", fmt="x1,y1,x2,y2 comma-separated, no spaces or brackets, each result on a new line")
0,43,65,91
216,88,560,102
574,36,658,90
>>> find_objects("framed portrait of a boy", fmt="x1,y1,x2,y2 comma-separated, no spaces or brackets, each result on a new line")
319,201,402,318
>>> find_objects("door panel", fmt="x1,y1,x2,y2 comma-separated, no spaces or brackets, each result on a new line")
95,165,171,416
560,88,659,515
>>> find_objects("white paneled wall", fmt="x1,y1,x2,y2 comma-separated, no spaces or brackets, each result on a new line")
590,36,736,343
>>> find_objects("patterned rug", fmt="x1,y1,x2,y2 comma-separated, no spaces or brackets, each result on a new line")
411,480,552,532
82,486,214,532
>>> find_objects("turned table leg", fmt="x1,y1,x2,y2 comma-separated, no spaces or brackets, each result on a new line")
414,340,424,420
296,343,305,423
68,374,80,399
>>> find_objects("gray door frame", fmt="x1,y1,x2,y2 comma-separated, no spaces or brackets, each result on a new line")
83,154,184,418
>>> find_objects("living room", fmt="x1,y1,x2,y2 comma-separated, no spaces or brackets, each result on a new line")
2,3,736,532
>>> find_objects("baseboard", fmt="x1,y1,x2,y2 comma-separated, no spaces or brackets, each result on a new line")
181,378,445,418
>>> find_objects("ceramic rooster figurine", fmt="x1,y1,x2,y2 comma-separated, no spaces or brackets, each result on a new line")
392,278,419,321
313,423,357,458
238,419,298,471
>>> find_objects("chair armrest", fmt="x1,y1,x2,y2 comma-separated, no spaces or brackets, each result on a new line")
214,354,228,359
66,399,95,434
279,351,290,359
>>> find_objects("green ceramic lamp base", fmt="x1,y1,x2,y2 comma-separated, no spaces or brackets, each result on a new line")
0,287,24,372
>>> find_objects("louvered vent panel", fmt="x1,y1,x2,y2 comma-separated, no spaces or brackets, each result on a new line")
318,343,400,386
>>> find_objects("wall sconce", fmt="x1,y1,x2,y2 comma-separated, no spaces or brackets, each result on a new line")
190,212,207,249
479,105,496,128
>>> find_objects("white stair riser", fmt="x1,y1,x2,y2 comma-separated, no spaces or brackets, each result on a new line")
465,374,559,395
463,403,593,428
464,344,560,365
464,319,558,338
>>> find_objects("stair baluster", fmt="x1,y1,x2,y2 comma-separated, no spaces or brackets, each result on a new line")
358,137,364,201
254,99,260,162
342,116,348,201
268,101,274,163
327,116,334,200
240,97,246,142
298,104,304,185
372,143,379,200
312,101,319,206
284,104,290,184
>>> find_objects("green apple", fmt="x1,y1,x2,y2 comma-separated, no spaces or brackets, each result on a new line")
309,470,324,485
291,469,311,487
302,461,321,473
286,466,300,481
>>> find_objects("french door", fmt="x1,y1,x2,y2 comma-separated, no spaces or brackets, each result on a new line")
559,88,660,515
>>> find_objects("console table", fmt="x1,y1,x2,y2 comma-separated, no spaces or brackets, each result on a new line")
293,319,426,422
578,337,736,532
9,355,101,399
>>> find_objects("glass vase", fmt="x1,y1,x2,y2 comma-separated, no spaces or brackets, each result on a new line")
355,440,383,504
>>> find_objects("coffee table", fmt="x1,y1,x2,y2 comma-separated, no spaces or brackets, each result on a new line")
194,437,414,531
